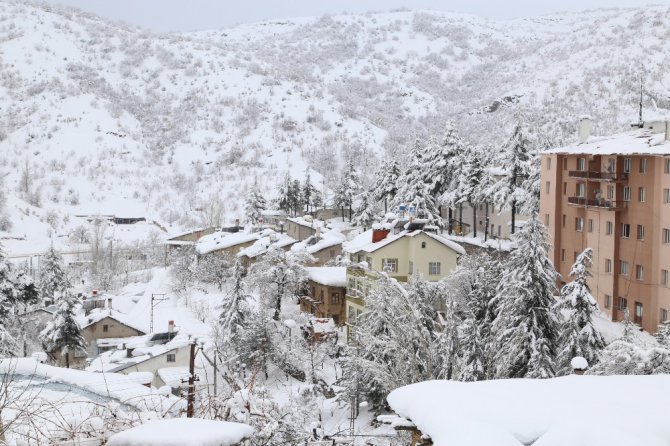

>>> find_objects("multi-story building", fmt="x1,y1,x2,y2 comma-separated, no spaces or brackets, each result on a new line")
540,118,670,333
342,216,465,340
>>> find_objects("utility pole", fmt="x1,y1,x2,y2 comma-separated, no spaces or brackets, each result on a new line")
150,293,168,333
187,342,196,418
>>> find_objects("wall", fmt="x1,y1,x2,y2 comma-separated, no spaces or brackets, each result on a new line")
118,346,191,388
301,281,346,325
83,317,144,357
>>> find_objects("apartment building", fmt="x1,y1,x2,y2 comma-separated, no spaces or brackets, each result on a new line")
540,118,670,333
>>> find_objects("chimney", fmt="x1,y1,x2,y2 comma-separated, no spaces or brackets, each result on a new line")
126,347,133,358
578,117,591,144
92,290,98,297
107,298,113,310
168,320,175,334
372,228,390,243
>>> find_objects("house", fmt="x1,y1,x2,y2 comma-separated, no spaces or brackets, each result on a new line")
343,215,465,337
237,231,297,270
285,215,325,241
87,332,193,389
16,306,56,357
260,209,287,230
314,207,351,221
540,117,670,333
290,229,344,266
300,267,347,325
195,229,266,259
164,226,217,255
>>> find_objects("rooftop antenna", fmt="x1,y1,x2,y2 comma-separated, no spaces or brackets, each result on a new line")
637,67,644,128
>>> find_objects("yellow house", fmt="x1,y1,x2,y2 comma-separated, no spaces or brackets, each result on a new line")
343,224,465,337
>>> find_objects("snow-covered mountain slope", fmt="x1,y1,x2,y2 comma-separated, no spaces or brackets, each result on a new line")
1,1,669,253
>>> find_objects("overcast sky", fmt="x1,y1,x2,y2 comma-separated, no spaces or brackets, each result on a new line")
45,0,666,32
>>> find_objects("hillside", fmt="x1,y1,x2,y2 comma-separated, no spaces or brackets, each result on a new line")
0,1,669,254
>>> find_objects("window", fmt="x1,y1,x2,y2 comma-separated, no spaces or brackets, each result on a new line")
607,158,616,173
623,186,631,202
167,353,176,363
562,214,566,228
619,260,629,276
623,158,631,173
606,221,613,235
607,185,614,200
546,157,551,170
544,214,550,226
421,242,426,248
366,257,372,265
635,264,644,281
329,249,335,258
574,251,579,262
661,308,669,323
635,302,643,322
662,269,668,286
665,158,670,174
382,258,398,273
621,223,630,238
545,181,551,194
429,262,441,275
605,259,612,273
563,182,567,195
639,158,647,173
665,189,670,204
588,219,594,233
577,158,586,171
331,293,341,305
103,324,109,333
604,295,612,309
664,228,670,244
561,249,566,262
563,157,567,170
408,261,414,275
619,296,628,310
637,224,645,240
575,217,584,232
74,349,87,358
576,183,585,197
638,187,646,203
348,306,356,323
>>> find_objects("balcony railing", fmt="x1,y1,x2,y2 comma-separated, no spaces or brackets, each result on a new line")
567,196,627,210
568,171,628,181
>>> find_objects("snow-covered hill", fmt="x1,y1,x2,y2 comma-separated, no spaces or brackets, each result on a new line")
1,1,669,253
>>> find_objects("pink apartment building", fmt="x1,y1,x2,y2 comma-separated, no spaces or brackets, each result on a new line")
540,118,670,334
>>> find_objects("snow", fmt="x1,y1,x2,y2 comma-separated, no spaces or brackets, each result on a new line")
157,367,190,388
388,376,670,446
77,308,147,334
0,358,182,413
87,335,190,373
196,230,267,256
290,231,344,255
107,418,253,446
305,267,347,287
546,128,670,156
570,356,588,370
237,231,297,258
344,228,466,256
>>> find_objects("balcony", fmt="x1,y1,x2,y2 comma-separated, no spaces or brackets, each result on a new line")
568,171,628,182
568,196,627,210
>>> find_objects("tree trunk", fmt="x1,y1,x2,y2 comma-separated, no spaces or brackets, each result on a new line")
485,202,490,241
65,351,70,369
472,202,477,238
384,197,388,214
458,203,463,234
448,208,453,235
511,200,516,235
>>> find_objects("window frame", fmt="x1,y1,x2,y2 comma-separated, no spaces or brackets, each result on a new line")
428,262,441,276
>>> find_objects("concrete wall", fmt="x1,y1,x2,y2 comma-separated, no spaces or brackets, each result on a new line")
83,317,144,357
286,221,316,241
117,346,191,388
310,244,342,266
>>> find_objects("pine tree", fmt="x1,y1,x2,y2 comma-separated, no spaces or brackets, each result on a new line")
371,158,400,214
38,245,70,306
219,259,250,361
656,320,670,348
302,170,315,214
278,172,293,215
339,157,360,222
244,180,267,225
489,125,533,235
621,308,638,342
394,138,441,225
290,179,303,216
492,216,561,378
352,191,377,230
556,248,605,373
39,288,86,368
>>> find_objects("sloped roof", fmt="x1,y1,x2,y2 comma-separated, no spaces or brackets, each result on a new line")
545,128,670,156
78,309,147,334
344,229,465,256
305,267,347,287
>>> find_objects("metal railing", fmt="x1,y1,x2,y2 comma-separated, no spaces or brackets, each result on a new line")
567,196,627,210
568,171,628,181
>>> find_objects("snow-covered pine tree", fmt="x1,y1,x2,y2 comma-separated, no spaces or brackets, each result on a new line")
489,125,533,235
394,138,441,225
39,288,86,368
371,158,400,214
244,179,266,225
352,190,377,230
277,172,293,215
427,121,464,198
302,170,315,214
250,247,312,320
338,157,360,222
621,308,638,342
218,259,250,362
290,179,303,216
0,176,10,232
492,216,562,379
556,248,605,373
656,319,670,348
38,245,70,306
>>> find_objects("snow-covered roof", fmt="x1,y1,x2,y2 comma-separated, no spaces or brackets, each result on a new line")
286,216,325,229
107,418,253,446
344,229,465,256
308,317,337,334
166,226,212,240
545,128,670,156
77,308,147,334
261,209,285,217
290,230,344,255
0,358,181,413
305,267,347,287
157,366,190,388
196,229,267,255
87,334,191,373
387,375,670,446
237,231,297,258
